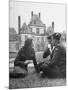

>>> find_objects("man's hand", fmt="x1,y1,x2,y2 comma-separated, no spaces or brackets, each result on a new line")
42,63,48,67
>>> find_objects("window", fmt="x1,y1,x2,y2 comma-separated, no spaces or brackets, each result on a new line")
41,37,44,42
25,35,28,40
16,43,19,50
36,28,39,34
34,20,36,24
37,37,40,42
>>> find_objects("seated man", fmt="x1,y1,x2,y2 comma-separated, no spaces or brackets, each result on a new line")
43,35,53,59
38,33,66,78
10,38,39,78
38,35,53,71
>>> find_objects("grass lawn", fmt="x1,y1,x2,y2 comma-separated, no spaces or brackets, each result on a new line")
9,67,66,89
9,52,66,89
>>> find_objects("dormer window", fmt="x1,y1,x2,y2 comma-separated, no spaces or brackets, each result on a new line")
34,20,36,24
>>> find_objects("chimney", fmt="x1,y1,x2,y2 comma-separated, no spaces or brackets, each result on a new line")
52,21,54,31
39,13,40,18
31,11,33,17
18,16,21,34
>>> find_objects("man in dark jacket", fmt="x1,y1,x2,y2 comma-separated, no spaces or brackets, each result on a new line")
38,35,53,71
39,33,66,78
43,35,53,58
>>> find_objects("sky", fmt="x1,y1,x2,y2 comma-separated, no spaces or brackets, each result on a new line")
9,0,66,33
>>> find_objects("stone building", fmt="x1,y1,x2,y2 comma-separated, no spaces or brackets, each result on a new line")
18,11,54,51
9,28,20,58
46,21,54,36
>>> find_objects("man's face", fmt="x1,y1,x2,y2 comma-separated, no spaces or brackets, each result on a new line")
51,38,56,46
48,39,52,44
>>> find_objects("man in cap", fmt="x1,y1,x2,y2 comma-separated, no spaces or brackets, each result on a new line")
39,33,66,78
43,34,54,59
37,34,54,73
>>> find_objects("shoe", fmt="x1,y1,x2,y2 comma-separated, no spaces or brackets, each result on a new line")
9,72,27,78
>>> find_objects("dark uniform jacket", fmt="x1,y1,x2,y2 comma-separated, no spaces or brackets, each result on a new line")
45,44,66,78
43,48,50,58
43,46,54,59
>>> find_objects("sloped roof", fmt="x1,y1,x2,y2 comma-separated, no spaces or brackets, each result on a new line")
9,28,20,41
47,26,54,36
9,28,17,35
9,35,20,41
21,22,31,34
22,23,28,30
28,14,45,27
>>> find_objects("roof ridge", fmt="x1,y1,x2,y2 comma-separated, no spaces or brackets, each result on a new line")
28,14,45,27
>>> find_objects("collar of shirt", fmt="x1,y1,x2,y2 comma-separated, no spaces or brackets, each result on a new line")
48,44,55,53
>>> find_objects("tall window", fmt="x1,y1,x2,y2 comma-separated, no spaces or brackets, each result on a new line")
31,28,32,33
34,20,36,24
16,43,19,51
37,37,40,42
41,37,44,42
36,28,39,34
25,35,28,40
41,37,44,50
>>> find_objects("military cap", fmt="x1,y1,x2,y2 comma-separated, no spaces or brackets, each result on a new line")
47,33,61,40
52,33,61,40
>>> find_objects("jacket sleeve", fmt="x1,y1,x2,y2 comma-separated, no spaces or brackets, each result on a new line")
43,48,50,58
31,48,40,73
